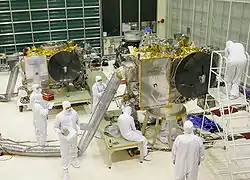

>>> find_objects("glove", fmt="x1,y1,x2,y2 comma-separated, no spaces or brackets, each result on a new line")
99,92,103,97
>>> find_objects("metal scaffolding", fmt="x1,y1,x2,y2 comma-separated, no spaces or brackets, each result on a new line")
202,50,250,179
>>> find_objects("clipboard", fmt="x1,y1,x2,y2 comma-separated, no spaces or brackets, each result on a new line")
62,127,77,141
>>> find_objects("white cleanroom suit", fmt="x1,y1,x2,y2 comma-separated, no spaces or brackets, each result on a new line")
30,84,42,109
117,106,150,161
172,121,205,180
91,75,107,113
54,101,81,180
33,93,49,146
224,40,247,99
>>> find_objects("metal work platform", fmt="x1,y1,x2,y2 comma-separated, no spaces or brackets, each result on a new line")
202,50,250,180
17,70,108,111
50,70,108,106
48,87,91,107
99,112,143,169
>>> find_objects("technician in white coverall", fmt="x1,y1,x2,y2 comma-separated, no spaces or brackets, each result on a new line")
172,121,205,180
30,84,42,109
54,101,81,180
92,75,107,113
224,40,247,99
33,93,49,146
117,106,150,161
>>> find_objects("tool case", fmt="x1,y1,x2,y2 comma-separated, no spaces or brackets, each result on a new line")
42,91,54,101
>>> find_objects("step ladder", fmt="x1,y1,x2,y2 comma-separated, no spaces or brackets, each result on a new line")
78,71,122,155
201,50,250,179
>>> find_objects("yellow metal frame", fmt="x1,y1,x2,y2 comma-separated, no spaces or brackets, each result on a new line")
53,98,91,106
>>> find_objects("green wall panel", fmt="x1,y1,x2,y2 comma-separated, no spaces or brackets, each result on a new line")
0,13,11,23
13,12,30,21
68,20,84,29
50,10,66,19
3,47,16,53
69,30,85,39
0,0,101,54
16,34,32,43
30,0,47,9
34,32,50,42
67,9,83,18
0,1,9,11
48,0,65,8
84,0,99,6
84,8,99,17
31,11,48,20
11,0,29,10
85,29,100,38
33,22,50,31
0,24,13,34
14,23,31,33
1,35,14,45
85,19,99,27
67,0,83,7
50,20,67,30
51,31,67,41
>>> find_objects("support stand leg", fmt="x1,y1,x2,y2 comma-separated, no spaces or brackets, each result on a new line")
141,111,149,135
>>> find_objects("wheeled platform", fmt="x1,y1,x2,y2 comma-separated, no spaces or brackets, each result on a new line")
100,110,143,168
17,70,108,112
46,87,91,107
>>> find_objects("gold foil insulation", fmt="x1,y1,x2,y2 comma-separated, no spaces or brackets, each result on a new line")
25,41,75,57
133,35,200,60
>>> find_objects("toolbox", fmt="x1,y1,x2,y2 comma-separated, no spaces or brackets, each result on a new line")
42,91,54,101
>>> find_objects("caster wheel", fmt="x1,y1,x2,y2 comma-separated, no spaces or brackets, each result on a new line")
108,167,111,169
140,161,143,163
223,146,226,150
19,106,23,112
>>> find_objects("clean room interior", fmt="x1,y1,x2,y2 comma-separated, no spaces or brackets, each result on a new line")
1,0,250,180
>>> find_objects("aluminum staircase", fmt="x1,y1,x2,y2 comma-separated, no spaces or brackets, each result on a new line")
0,55,19,102
78,71,122,155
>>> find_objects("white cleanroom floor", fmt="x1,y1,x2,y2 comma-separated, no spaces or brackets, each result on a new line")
0,62,250,180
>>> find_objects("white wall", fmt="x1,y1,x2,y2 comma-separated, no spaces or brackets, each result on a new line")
167,0,250,51
157,0,168,38
165,0,250,86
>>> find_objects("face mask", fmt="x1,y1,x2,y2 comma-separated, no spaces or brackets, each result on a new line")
37,88,42,93
97,81,102,86
66,108,72,112
127,110,132,115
